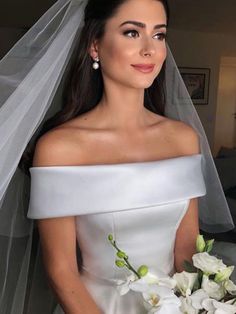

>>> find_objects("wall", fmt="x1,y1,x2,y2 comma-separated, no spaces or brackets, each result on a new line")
0,27,25,59
167,29,236,153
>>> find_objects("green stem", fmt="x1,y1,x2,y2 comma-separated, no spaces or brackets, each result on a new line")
124,257,141,279
109,238,140,279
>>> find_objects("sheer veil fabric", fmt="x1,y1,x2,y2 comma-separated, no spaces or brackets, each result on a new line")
0,0,234,313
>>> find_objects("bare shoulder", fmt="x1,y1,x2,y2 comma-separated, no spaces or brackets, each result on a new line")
32,126,85,167
160,118,200,155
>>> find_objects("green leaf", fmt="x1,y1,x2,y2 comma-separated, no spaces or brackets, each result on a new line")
183,260,197,273
205,239,214,253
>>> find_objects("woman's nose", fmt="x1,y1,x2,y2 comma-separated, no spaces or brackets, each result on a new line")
140,38,156,57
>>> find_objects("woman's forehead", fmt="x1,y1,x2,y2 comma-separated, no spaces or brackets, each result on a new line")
107,0,167,27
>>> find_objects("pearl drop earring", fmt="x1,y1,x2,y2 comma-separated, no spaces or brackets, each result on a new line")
92,56,100,70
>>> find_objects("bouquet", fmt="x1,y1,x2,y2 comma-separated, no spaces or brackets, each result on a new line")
108,234,236,314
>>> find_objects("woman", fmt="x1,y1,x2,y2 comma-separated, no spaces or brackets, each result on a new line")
27,0,205,313
0,0,234,313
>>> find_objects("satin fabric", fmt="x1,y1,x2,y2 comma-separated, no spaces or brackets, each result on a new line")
28,154,206,313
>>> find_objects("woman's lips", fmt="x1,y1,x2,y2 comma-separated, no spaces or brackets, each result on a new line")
131,64,155,73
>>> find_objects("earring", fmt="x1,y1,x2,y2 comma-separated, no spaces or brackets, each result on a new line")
92,56,100,70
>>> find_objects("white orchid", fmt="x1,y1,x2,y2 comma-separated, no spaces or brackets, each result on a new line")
116,268,176,297
131,268,176,289
108,233,236,314
202,298,236,314
192,252,227,275
173,271,198,296
139,285,181,314
201,274,225,300
116,273,137,295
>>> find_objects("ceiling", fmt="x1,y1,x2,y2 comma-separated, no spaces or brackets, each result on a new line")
0,0,235,35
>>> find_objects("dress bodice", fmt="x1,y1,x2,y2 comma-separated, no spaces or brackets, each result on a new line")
28,154,206,314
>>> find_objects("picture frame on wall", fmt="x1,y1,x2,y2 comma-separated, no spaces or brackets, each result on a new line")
178,67,210,105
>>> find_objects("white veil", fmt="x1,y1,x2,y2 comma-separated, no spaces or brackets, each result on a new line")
0,0,234,312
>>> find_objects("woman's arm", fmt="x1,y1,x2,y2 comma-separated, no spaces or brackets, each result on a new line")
32,130,102,314
174,198,199,272
172,121,201,272
38,217,102,314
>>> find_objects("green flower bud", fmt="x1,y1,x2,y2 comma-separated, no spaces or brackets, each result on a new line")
108,234,113,241
205,239,214,253
117,251,127,259
196,235,206,253
138,265,148,277
214,266,234,283
115,260,125,268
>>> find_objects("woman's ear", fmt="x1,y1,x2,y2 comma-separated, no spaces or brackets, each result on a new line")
89,40,99,59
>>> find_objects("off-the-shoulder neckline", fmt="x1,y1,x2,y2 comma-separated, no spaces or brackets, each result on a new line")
30,153,202,169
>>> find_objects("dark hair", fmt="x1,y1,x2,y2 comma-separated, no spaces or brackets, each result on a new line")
20,0,170,174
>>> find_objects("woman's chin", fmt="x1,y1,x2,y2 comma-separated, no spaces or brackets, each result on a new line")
123,78,155,89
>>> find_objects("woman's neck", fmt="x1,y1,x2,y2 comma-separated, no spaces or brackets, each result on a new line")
96,85,152,131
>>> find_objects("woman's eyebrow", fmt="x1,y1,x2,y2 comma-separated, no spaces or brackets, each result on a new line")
119,20,167,30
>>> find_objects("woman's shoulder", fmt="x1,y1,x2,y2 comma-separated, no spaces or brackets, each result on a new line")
32,124,87,167
158,117,200,155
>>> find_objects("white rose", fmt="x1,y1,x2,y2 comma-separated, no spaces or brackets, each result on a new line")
189,289,209,310
179,289,209,313
179,296,198,314
224,279,236,295
202,298,236,314
214,266,234,283
192,252,227,275
173,271,198,296
201,274,225,300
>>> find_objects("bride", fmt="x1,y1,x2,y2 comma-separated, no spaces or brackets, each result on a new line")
27,0,205,313
0,0,234,313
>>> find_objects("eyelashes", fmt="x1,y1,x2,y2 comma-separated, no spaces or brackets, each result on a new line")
122,29,167,41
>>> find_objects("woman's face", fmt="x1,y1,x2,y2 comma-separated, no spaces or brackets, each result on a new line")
90,0,167,89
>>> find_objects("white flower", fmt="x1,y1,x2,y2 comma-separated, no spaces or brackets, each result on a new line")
214,266,234,283
192,252,227,275
179,289,209,313
141,285,181,314
179,296,198,314
116,273,137,295
201,274,225,300
224,279,236,295
129,268,176,291
202,298,236,314
148,303,182,314
190,289,209,310
173,271,198,296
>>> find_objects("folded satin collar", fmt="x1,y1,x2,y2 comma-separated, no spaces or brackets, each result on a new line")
28,154,206,219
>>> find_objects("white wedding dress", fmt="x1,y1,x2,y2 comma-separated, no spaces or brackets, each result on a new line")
28,154,206,314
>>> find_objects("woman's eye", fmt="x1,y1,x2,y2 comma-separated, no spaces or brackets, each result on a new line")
154,33,167,41
123,30,139,38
